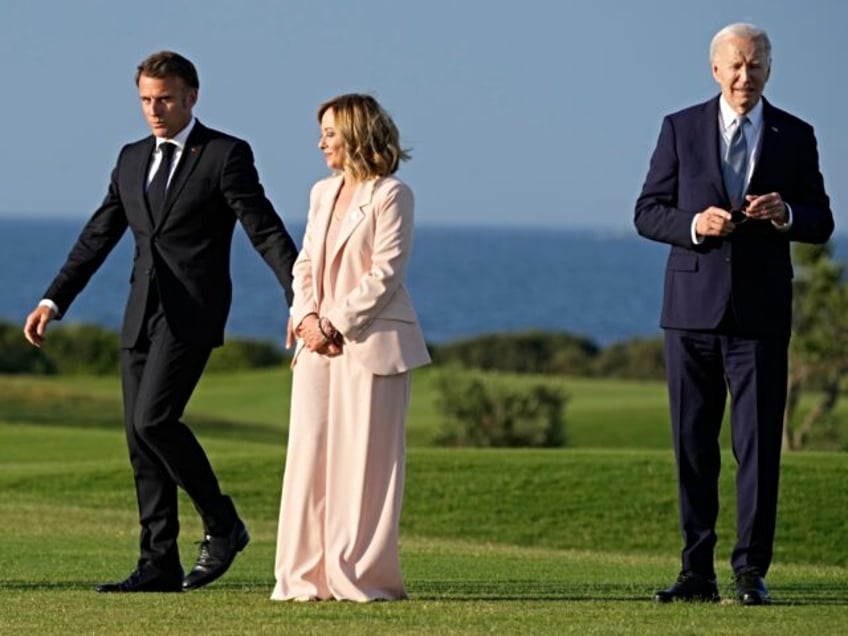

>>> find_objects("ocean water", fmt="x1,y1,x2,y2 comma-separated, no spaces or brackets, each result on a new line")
2,218,843,346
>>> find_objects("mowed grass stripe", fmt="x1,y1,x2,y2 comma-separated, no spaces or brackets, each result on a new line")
2,406,848,633
2,423,845,566
1,536,846,635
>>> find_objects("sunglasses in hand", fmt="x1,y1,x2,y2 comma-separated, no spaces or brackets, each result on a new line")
730,200,756,225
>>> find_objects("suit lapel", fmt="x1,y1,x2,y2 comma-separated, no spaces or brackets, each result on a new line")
702,96,729,204
748,98,778,194
133,137,157,229
153,122,207,232
311,175,343,303
330,179,371,260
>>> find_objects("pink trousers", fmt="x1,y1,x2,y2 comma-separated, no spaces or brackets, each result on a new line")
271,347,410,601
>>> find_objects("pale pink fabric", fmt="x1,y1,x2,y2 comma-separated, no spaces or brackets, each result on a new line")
288,175,431,376
271,348,410,601
271,175,428,602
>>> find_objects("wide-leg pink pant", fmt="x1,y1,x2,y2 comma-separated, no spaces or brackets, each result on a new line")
271,347,410,601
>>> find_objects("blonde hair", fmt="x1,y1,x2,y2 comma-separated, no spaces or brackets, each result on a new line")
318,94,410,180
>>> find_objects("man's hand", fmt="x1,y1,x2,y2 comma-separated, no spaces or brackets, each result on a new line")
285,317,295,350
23,305,57,348
743,193,788,224
695,207,736,237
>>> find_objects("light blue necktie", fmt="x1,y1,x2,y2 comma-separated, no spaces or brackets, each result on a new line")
723,116,749,209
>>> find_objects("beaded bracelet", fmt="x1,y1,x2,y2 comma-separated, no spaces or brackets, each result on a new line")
318,317,336,342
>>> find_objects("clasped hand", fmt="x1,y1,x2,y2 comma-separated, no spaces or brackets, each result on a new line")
696,192,788,237
290,314,343,356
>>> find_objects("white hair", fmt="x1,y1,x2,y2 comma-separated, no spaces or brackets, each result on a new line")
710,23,772,63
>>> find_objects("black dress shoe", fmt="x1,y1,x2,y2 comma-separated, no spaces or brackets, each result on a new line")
183,518,250,591
654,571,720,603
734,568,770,605
96,563,183,593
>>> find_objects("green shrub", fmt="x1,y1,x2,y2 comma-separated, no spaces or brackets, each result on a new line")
47,324,121,375
593,337,665,380
205,338,287,372
0,320,288,376
435,368,568,447
0,321,56,374
430,330,598,375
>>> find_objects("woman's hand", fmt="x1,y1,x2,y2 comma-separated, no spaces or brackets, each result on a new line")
295,314,344,356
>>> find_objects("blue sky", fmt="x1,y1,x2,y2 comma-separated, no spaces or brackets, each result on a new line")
1,0,845,230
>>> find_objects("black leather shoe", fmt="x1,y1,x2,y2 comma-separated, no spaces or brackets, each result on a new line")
734,568,770,605
654,571,720,603
96,563,183,593
182,518,250,591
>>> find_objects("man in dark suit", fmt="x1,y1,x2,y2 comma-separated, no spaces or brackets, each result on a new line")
635,24,833,605
23,51,298,593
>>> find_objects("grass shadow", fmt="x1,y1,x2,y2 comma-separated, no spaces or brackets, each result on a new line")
409,579,647,602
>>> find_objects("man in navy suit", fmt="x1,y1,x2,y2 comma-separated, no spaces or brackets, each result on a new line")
635,23,833,605
23,51,298,592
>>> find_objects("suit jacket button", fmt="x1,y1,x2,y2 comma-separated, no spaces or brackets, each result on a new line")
145,267,153,276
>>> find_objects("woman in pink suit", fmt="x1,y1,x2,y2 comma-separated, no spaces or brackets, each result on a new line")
271,94,430,602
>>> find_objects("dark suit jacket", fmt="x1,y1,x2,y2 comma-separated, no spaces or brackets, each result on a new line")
635,96,834,337
44,121,298,348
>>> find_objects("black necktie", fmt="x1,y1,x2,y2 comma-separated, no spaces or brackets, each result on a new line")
147,142,176,222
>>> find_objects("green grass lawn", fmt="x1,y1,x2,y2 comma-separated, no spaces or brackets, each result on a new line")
0,367,718,448
1,370,847,634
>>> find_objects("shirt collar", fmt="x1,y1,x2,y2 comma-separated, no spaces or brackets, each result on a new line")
155,117,196,152
719,96,763,133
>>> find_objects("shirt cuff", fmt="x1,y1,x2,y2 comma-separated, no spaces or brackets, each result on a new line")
39,299,60,317
772,202,793,231
691,214,705,245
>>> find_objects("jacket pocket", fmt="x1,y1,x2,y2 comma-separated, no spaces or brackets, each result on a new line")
667,251,698,272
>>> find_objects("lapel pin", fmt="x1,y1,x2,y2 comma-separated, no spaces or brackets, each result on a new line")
771,126,779,132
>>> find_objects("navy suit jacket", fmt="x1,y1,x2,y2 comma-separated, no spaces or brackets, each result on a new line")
44,121,298,348
635,96,834,337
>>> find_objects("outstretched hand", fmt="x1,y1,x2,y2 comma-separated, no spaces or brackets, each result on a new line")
23,305,56,348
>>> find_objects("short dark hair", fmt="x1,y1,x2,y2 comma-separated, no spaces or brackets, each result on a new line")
135,51,199,89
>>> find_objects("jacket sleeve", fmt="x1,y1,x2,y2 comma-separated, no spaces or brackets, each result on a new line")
782,123,834,244
634,116,700,248
289,182,323,329
223,139,298,306
43,155,129,316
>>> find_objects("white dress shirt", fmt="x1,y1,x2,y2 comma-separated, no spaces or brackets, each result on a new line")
691,97,792,244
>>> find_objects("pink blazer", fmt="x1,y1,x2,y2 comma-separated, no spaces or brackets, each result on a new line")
291,174,431,375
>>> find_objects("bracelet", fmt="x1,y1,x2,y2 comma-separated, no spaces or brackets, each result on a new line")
318,317,335,342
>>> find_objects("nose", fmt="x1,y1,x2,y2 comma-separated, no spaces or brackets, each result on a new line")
738,64,749,84
149,102,165,118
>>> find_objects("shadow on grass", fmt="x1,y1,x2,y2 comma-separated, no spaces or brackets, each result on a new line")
0,386,282,445
2,579,847,605
408,580,848,605
411,579,645,601
769,582,848,606
0,581,105,592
